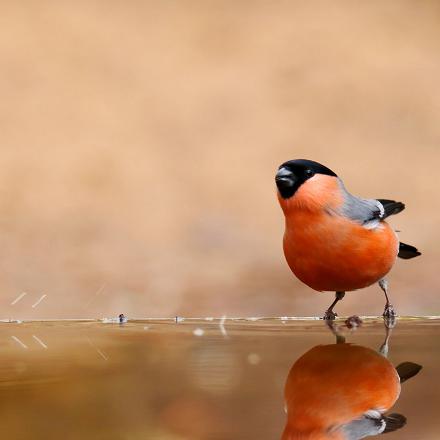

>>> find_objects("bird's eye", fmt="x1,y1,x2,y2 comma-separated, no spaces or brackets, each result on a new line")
305,169,314,178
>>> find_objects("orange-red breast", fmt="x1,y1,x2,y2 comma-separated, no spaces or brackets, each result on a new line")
275,159,421,319
282,342,421,440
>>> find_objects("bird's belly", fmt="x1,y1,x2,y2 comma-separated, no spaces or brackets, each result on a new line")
282,344,401,439
283,214,399,292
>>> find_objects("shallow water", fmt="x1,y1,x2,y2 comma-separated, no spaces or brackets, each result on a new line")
0,318,439,439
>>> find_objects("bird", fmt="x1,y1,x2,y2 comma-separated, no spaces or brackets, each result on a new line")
282,342,422,440
275,159,421,320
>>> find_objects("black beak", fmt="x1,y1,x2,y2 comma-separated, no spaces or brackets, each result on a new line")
275,167,295,189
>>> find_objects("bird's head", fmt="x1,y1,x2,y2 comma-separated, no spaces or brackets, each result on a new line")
275,159,337,200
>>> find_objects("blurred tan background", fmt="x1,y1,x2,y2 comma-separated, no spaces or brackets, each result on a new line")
0,0,439,319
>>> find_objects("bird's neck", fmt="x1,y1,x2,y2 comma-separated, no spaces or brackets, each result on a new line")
278,175,343,219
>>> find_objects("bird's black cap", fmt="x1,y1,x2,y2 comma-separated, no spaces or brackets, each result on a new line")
275,159,337,199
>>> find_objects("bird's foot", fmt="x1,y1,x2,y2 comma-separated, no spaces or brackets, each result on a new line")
345,315,363,329
323,310,337,320
383,303,396,318
383,316,396,329
383,304,396,328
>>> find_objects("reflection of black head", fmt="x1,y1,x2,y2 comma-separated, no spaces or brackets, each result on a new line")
275,159,337,199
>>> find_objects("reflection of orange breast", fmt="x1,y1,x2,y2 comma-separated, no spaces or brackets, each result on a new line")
283,210,398,292
282,344,400,440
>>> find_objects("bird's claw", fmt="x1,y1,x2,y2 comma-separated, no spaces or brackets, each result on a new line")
383,315,396,329
323,310,337,320
383,304,396,328
383,304,396,318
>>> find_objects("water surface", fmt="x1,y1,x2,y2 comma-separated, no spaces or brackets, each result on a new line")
0,318,438,439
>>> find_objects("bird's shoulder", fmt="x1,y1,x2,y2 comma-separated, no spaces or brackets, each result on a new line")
341,411,406,439
337,182,405,228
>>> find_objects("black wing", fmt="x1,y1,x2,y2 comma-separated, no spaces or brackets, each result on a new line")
382,413,407,434
375,200,421,259
342,412,406,439
376,199,405,220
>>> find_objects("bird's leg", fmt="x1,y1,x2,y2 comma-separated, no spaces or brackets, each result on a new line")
379,320,393,357
323,291,345,320
379,279,396,326
325,319,346,344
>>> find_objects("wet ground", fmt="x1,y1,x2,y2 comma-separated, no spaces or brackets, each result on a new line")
0,317,439,439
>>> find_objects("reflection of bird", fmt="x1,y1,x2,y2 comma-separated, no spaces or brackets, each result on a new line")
275,159,421,319
282,343,421,440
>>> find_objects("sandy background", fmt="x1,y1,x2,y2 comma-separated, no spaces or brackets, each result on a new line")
0,0,439,319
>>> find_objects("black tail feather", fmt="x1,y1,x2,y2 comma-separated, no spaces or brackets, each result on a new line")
396,362,423,383
398,242,421,259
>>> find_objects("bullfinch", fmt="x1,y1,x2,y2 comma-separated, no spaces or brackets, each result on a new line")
275,159,421,320
282,340,422,439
